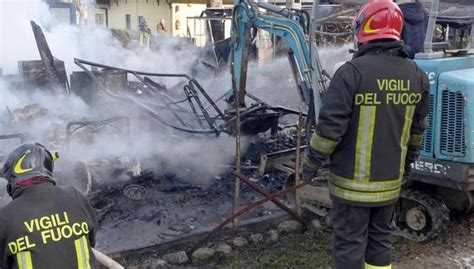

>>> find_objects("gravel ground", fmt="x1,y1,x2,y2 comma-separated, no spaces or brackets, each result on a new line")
219,212,474,269
118,211,473,268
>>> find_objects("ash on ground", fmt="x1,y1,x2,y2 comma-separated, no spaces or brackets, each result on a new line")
90,131,301,253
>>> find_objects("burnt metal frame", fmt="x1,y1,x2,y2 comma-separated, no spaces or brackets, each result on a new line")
75,58,222,135
74,58,303,136
0,134,25,144
64,116,131,149
235,172,305,223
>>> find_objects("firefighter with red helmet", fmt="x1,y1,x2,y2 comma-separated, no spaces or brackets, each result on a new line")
0,143,98,269
302,0,430,268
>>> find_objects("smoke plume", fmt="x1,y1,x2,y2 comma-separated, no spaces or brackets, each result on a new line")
0,0,350,205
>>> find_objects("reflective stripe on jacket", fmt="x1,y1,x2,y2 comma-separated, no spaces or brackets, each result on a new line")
306,40,430,207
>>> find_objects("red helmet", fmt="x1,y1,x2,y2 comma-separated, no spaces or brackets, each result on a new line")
353,0,404,43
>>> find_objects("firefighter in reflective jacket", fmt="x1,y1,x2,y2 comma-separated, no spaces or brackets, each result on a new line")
302,1,430,268
0,143,98,269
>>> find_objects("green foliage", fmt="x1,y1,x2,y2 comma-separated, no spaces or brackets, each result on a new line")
110,29,131,47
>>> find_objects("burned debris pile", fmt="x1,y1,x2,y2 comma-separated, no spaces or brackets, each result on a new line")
88,130,301,253
0,21,306,254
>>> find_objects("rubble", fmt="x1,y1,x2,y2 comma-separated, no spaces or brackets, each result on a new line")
0,17,311,265
151,259,170,268
267,229,279,242
214,242,233,255
86,157,141,187
277,220,304,234
162,251,189,265
129,259,169,269
191,247,216,262
11,103,48,123
232,237,249,248
311,219,323,230
249,233,265,244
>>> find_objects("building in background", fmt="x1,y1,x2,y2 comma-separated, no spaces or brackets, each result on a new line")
45,0,79,25
44,0,321,46
82,0,222,38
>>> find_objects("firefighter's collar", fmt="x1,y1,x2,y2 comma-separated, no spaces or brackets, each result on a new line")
353,40,409,59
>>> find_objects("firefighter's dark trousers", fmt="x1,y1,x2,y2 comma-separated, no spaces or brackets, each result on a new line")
331,202,395,269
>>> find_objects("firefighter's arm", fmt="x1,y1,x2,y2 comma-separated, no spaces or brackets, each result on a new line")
303,63,360,172
405,70,430,173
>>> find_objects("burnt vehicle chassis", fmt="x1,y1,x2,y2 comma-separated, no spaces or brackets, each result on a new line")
74,58,303,137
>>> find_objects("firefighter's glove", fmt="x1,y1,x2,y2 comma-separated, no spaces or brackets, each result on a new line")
301,156,320,185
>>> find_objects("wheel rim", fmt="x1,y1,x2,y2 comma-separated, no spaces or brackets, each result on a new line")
405,206,428,231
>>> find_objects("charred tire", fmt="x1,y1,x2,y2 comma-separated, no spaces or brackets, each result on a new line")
394,188,450,242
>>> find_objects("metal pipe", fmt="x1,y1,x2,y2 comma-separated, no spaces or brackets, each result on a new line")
74,59,218,135
92,248,124,269
423,0,440,53
191,79,226,120
295,106,304,216
64,117,130,148
233,91,242,228
195,182,305,250
255,1,291,17
0,134,25,143
131,72,189,128
183,86,205,128
187,82,217,132
315,9,354,24
74,58,191,80
234,173,305,223
313,30,352,36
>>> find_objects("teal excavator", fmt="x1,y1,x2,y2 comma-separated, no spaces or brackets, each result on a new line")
230,0,474,241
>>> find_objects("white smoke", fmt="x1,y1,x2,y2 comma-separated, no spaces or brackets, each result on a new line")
0,0,232,195
0,0,350,204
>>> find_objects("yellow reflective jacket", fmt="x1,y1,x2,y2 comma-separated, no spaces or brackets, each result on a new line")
305,40,430,207
0,183,98,269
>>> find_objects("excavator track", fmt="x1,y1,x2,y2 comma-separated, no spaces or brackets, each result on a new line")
297,185,450,242
267,151,451,242
393,188,450,241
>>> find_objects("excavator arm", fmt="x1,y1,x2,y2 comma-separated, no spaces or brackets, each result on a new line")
230,0,326,125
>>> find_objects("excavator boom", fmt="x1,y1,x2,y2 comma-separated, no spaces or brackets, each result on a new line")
230,0,327,126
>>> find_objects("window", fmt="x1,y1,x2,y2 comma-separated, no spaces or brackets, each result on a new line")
95,14,104,26
126,14,131,30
